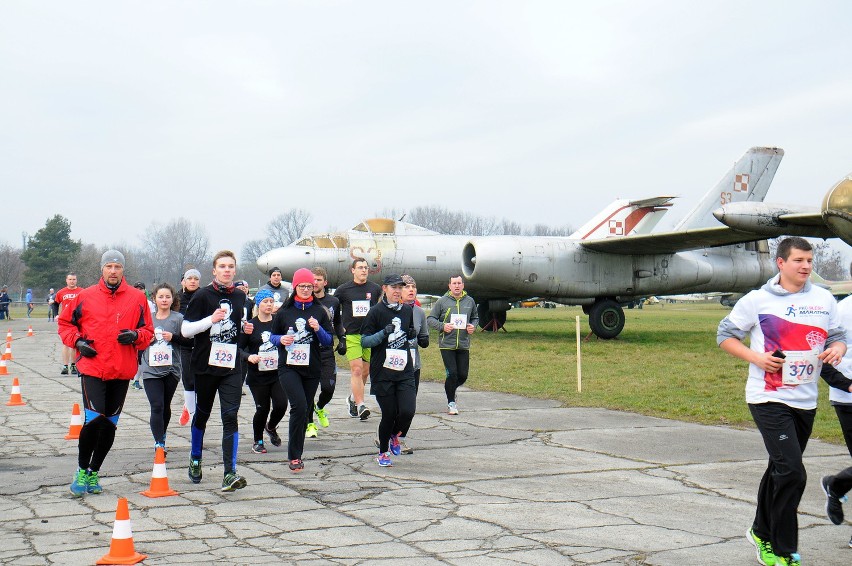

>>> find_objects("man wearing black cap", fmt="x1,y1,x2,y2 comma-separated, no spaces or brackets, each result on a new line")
260,267,289,313
58,249,154,496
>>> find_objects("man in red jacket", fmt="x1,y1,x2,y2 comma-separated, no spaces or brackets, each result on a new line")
58,250,153,496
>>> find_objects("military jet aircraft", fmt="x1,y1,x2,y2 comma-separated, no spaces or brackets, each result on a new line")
809,272,852,298
258,147,852,339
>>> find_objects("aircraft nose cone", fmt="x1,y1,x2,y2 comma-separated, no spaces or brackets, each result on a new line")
822,174,852,248
257,246,315,279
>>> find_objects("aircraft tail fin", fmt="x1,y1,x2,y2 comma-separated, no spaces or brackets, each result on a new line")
674,147,784,231
571,196,675,240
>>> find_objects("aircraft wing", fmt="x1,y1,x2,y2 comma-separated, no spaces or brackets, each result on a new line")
581,207,837,256
579,226,767,255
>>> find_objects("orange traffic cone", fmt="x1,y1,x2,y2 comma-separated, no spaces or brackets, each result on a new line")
96,497,147,565
64,403,83,440
27,326,33,337
5,329,10,341
2,341,12,361
0,357,8,376
5,377,25,406
141,446,178,498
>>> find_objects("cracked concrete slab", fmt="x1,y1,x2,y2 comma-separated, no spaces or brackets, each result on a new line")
0,319,850,564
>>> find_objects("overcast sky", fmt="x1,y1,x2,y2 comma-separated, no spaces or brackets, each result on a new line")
3,1,852,258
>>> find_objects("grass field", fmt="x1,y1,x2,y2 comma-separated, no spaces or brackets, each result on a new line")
419,303,851,445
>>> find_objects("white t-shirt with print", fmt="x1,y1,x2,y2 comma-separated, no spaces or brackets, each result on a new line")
726,281,839,409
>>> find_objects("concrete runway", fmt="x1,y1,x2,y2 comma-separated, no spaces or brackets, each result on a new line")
1,318,850,564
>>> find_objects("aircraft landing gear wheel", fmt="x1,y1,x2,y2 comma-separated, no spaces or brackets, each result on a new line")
588,299,625,339
478,304,507,331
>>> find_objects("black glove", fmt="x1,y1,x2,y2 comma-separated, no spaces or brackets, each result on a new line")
384,323,395,336
417,335,429,348
336,340,347,355
407,326,417,340
117,329,138,345
76,339,97,358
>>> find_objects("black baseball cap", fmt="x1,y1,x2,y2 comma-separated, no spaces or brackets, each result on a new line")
383,274,404,286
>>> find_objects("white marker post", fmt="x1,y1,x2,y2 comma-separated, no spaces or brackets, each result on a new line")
575,315,582,392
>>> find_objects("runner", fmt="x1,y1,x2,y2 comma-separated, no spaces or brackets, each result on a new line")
56,273,81,375
361,274,418,467
181,251,253,492
238,289,287,454
427,274,478,415
177,269,201,426
397,274,429,454
333,257,381,420
717,237,847,566
270,268,332,472
306,266,345,438
260,267,289,313
58,250,153,496
140,283,189,452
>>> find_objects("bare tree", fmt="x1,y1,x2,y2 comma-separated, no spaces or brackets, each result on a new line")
73,243,108,287
140,218,210,285
524,223,574,236
267,210,312,248
499,219,523,235
812,240,847,280
241,239,268,266
0,243,25,290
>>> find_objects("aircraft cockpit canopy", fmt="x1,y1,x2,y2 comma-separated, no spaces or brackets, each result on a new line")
295,235,350,248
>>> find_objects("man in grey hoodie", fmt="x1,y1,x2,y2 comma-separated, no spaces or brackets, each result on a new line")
717,236,847,566
427,274,478,415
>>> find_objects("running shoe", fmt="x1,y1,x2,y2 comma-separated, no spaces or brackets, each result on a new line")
774,554,800,566
305,422,318,438
399,437,413,454
347,395,358,418
289,459,304,472
848,534,851,549
315,406,330,427
376,452,393,467
447,401,459,415
70,363,78,375
746,527,776,566
87,470,103,494
70,468,89,497
221,472,247,492
252,441,267,454
131,380,143,390
60,365,69,375
389,434,401,456
265,424,282,447
357,404,371,420
188,458,202,484
821,475,845,525
178,406,190,426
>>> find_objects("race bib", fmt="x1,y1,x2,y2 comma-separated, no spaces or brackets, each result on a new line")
383,348,407,371
208,342,237,369
149,343,173,367
450,314,468,329
286,343,310,366
258,350,279,372
352,300,370,317
781,350,821,385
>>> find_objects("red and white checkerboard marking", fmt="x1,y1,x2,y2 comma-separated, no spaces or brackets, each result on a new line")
608,220,624,235
734,173,749,192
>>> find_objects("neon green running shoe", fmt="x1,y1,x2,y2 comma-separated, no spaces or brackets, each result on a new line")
70,468,89,497
86,470,103,494
305,422,318,438
315,406,329,427
746,528,776,566
775,553,800,566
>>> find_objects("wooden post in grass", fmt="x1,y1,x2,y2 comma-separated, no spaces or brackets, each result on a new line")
575,315,582,392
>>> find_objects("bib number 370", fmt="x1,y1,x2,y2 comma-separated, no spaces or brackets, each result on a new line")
781,350,821,386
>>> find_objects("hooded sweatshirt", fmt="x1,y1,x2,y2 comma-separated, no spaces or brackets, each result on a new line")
717,275,846,409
